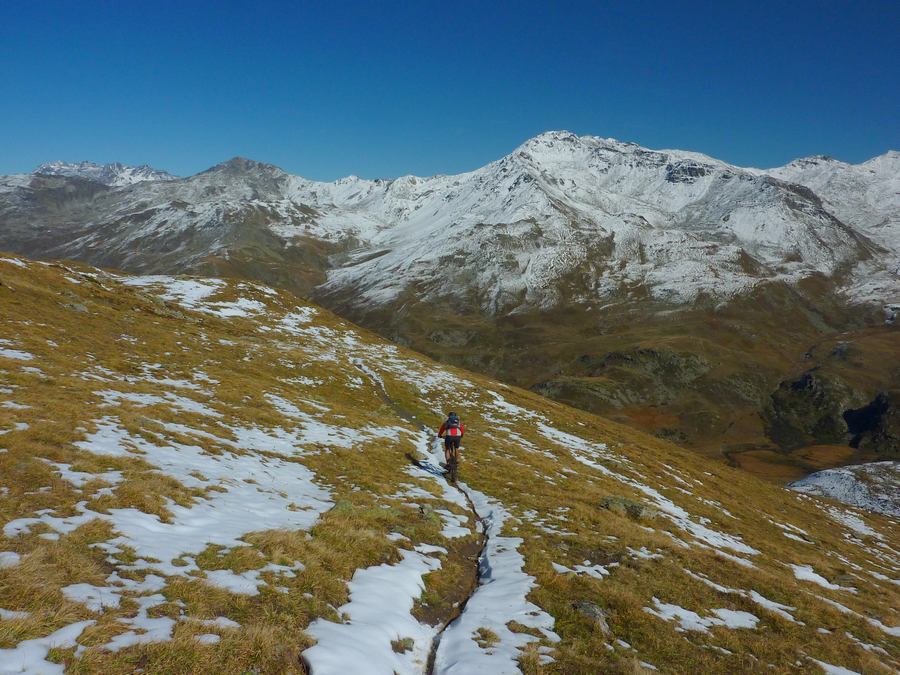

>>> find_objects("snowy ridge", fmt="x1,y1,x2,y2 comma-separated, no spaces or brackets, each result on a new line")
33,160,177,186
765,152,900,249
310,131,893,308
3,131,897,313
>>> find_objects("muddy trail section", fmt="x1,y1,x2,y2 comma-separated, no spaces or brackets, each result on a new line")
352,363,489,675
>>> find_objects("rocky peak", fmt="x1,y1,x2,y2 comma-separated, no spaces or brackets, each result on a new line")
205,157,287,176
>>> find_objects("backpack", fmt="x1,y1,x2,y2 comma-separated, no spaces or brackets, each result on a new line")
446,414,460,430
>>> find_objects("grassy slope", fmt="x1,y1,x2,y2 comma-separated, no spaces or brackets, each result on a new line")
0,254,897,674
320,274,897,483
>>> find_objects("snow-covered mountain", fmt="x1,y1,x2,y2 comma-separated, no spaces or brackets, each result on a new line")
5,132,897,311
34,160,177,186
301,131,893,310
766,152,900,249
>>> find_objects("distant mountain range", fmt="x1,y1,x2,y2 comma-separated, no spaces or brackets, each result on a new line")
11,133,897,309
1,132,897,473
33,160,177,186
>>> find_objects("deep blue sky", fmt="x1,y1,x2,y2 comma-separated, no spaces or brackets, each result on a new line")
1,1,897,179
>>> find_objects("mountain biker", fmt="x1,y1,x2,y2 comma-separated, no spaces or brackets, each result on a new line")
437,411,465,467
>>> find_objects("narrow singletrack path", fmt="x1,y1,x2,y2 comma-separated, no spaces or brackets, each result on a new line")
352,364,490,675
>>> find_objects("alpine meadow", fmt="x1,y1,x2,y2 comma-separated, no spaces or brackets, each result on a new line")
0,2,898,673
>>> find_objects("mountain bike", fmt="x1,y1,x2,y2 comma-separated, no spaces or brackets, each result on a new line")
440,435,462,483
447,445,460,483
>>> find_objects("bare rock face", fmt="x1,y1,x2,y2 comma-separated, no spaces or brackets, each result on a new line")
845,391,900,455
764,368,900,456
763,370,855,450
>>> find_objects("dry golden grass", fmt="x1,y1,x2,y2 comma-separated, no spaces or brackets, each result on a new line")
0,254,897,674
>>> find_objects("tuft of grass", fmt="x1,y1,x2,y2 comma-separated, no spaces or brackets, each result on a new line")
474,626,500,649
391,636,414,653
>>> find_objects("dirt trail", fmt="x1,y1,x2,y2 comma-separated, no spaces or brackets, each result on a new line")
353,363,489,675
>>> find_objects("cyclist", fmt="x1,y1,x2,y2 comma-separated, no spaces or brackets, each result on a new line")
437,411,465,468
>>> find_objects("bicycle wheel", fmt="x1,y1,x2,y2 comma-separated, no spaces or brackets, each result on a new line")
448,452,458,483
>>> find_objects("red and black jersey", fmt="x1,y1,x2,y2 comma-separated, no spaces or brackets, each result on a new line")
438,420,465,437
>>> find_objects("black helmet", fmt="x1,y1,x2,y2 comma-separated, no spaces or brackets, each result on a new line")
447,411,458,418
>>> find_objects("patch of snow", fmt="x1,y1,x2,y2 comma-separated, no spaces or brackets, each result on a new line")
643,597,759,633
0,609,30,620
42,460,123,489
433,485,560,674
435,509,471,539
303,548,441,674
790,462,899,517
195,616,241,629
0,620,95,674
0,551,21,568
96,389,222,418
824,506,884,541
121,276,223,305
808,658,861,675
790,564,856,592
0,347,34,361
204,562,302,596
279,308,318,333
103,594,175,651
628,546,663,560
62,583,122,612
208,297,266,318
